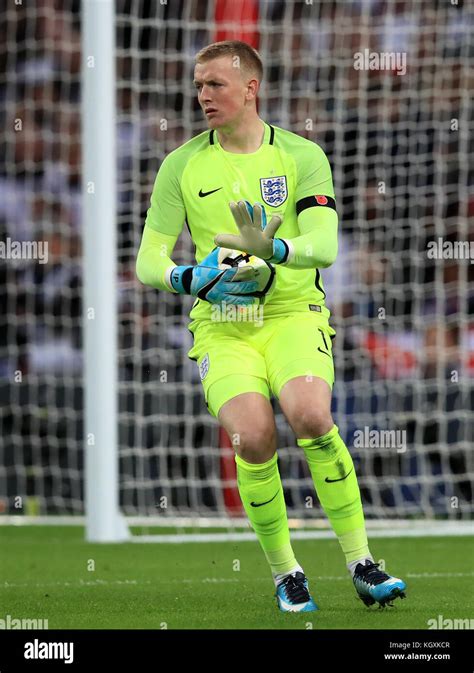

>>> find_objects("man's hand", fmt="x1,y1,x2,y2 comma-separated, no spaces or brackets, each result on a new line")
214,201,283,260
168,247,260,305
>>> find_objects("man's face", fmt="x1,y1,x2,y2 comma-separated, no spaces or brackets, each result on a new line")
193,56,254,129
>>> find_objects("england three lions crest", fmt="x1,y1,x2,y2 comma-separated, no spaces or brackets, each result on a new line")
260,176,288,207
199,353,209,381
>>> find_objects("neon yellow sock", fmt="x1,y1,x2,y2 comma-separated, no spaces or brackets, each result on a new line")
298,425,371,564
235,452,298,576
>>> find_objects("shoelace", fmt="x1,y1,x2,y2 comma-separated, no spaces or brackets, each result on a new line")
280,573,310,603
357,562,390,585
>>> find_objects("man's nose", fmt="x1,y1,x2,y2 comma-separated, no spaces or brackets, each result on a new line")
200,86,212,102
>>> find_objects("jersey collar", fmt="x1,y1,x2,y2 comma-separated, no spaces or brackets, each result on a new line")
209,122,275,148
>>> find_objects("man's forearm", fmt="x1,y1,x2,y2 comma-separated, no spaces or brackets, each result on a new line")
136,224,178,292
275,207,338,269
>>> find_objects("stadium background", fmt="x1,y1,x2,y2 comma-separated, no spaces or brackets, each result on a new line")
0,0,472,526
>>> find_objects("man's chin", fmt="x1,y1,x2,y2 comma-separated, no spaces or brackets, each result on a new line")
206,117,221,129
205,114,228,130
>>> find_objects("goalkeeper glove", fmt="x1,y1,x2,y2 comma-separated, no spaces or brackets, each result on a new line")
214,201,288,264
167,247,259,306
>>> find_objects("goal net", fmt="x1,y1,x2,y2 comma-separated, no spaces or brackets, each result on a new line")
1,0,472,535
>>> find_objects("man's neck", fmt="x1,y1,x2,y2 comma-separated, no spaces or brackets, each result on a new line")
217,117,265,154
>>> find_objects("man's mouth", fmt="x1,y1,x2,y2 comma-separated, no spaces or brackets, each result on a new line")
205,108,217,115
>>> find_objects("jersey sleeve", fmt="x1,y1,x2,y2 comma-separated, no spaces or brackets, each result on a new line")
145,152,186,236
295,142,335,202
136,224,179,292
278,208,338,269
276,141,337,269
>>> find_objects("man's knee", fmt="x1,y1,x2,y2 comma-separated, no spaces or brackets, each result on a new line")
293,409,334,440
232,424,277,464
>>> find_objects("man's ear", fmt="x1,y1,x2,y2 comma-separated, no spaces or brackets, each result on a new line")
245,77,259,101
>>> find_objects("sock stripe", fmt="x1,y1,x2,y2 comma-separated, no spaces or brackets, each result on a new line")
297,425,339,450
235,452,278,476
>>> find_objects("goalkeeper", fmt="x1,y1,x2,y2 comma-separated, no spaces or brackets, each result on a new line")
136,40,406,612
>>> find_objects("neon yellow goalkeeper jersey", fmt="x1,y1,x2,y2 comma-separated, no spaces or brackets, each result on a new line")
145,122,335,322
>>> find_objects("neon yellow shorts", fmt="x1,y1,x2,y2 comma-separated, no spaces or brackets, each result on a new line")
187,311,336,418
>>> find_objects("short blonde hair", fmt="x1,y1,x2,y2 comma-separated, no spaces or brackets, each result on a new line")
195,40,263,82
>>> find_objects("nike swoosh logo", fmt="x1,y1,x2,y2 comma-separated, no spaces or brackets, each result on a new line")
250,490,279,507
325,467,353,483
317,347,331,358
199,187,222,198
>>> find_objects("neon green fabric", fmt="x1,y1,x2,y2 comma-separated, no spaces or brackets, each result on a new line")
235,452,297,575
288,207,338,269
135,225,178,292
188,313,335,418
298,426,370,564
136,121,338,321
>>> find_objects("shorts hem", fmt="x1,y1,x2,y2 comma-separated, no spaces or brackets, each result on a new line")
271,357,335,398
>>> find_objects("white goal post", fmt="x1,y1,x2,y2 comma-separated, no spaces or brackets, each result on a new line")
82,0,129,542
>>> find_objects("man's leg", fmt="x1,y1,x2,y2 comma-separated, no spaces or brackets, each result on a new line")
279,375,406,606
190,320,317,610
214,384,318,611
279,376,372,570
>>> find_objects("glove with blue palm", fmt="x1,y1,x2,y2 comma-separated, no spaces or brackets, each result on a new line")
168,247,259,305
